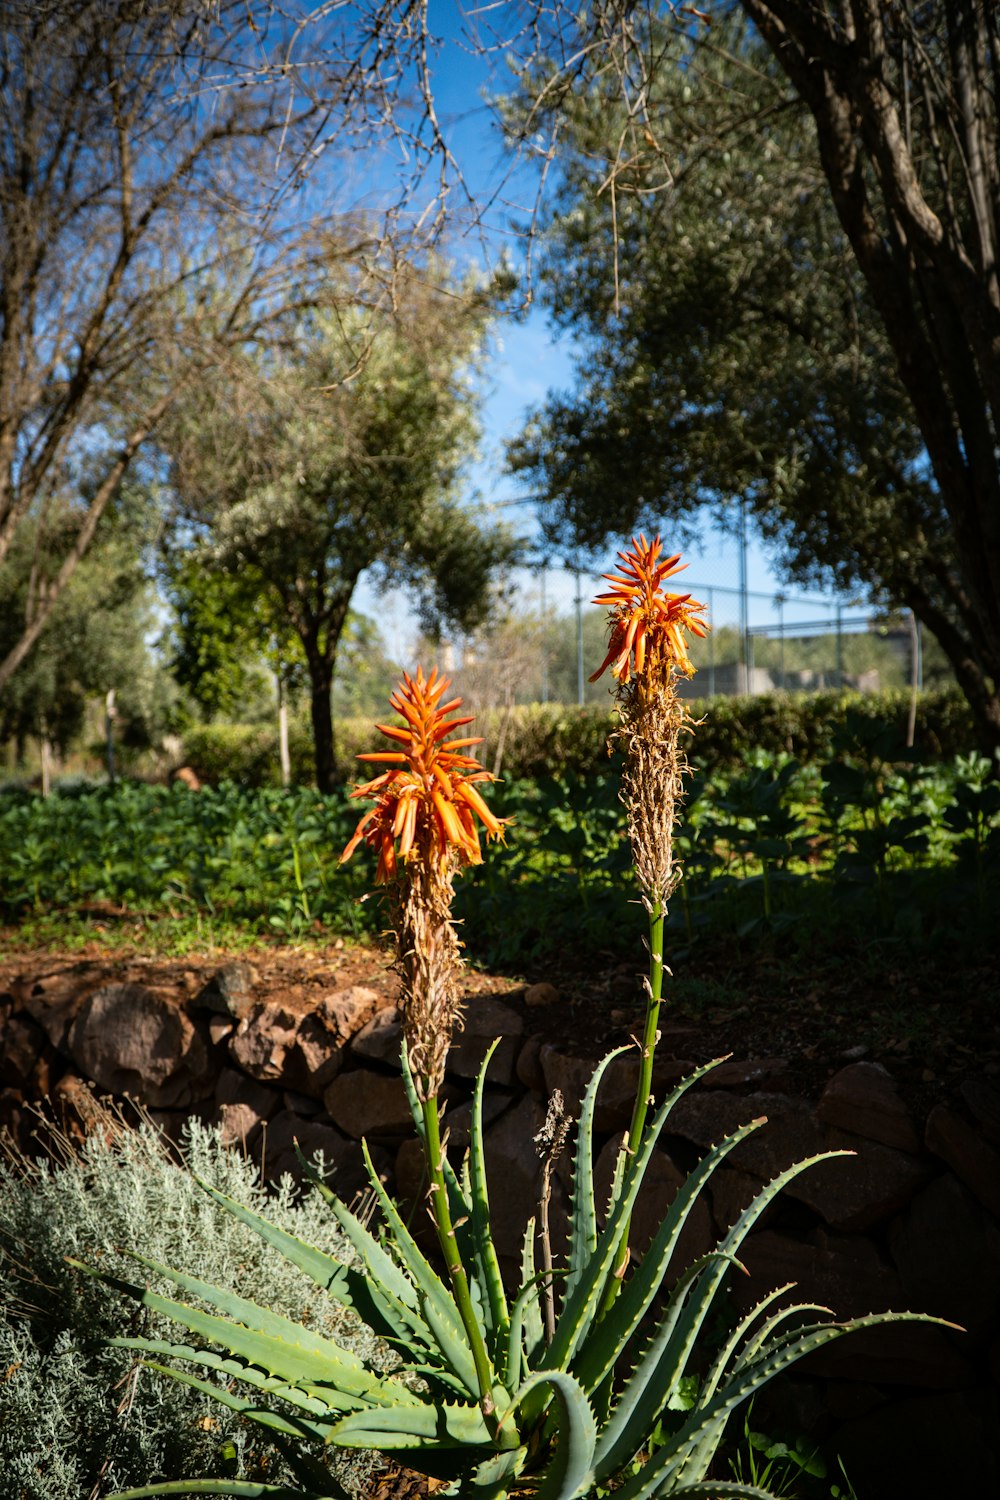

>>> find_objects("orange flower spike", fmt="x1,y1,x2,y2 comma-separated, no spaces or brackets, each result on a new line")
591,534,708,683
340,666,508,881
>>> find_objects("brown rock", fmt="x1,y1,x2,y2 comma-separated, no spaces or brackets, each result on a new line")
228,993,375,1098
0,1013,50,1092
705,1057,790,1089
324,1069,413,1138
212,1067,281,1149
960,1077,1000,1148
207,1015,234,1045
447,997,523,1085
733,1228,902,1322
890,1172,1000,1342
192,961,259,1020
67,983,213,1108
20,970,93,1052
516,1034,546,1094
925,1104,1000,1220
350,1007,403,1067
668,1091,929,1231
523,982,560,1009
817,1061,920,1154
173,765,201,791
258,1109,368,1192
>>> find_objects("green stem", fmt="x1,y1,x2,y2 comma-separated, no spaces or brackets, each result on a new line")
420,1092,502,1436
610,898,666,1284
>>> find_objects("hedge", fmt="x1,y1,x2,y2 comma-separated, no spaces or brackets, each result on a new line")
178,687,977,787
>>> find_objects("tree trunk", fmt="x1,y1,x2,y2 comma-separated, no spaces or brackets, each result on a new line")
277,673,291,788
305,648,336,794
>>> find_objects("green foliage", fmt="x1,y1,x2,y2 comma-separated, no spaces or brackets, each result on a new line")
0,1116,386,1500
505,9,998,741
0,782,372,940
0,485,172,754
90,1055,939,1500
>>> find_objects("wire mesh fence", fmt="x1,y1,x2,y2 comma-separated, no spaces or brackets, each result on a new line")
440,553,924,709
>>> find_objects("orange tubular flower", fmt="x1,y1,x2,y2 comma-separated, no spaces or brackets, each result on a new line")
590,533,708,683
340,667,506,882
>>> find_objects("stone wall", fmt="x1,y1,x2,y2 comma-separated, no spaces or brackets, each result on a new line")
2,960,998,1497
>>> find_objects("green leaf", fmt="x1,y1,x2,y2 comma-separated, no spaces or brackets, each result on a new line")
359,1141,482,1397
510,1371,597,1500
469,1039,511,1358
193,1176,421,1350
330,1396,493,1450
74,1257,390,1403
565,1047,630,1305
107,1486,329,1499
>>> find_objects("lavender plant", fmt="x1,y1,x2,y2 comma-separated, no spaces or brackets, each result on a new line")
91,549,946,1500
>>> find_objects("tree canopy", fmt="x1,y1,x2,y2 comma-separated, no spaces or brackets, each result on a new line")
161,271,516,790
504,1,1000,747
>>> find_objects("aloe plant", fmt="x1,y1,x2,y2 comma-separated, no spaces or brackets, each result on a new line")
86,1044,942,1500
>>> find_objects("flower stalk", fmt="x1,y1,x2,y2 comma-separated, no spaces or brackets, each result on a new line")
590,536,707,1273
340,665,508,1427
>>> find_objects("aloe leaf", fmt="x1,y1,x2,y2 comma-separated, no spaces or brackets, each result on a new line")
594,1148,856,1478
360,1142,481,1396
330,1396,493,1450
696,1283,799,1402
74,1260,386,1400
108,1485,328,1499
136,1360,333,1442
510,1370,597,1500
565,1047,630,1305
544,1059,724,1382
469,1040,511,1355
616,1312,944,1497
571,1116,767,1394
440,1446,528,1496
633,1482,778,1499
195,1176,421,1349
512,1216,545,1377
108,1335,378,1416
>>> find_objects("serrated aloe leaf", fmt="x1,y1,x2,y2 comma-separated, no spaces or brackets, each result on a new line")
108,1335,377,1416
330,1396,493,1450
594,1147,856,1479
299,1167,445,1362
360,1141,481,1396
108,1484,327,1499
646,1483,779,1499
565,1047,630,1305
441,1445,528,1497
469,1040,511,1356
543,1058,724,1384
511,1371,597,1500
138,1360,332,1443
696,1284,799,1402
195,1175,420,1349
616,1312,943,1498
571,1116,767,1394
514,1216,545,1376
79,1260,384,1399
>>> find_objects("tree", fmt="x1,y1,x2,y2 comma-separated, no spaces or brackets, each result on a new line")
502,2,1000,749
162,278,517,792
0,0,478,697
0,483,163,768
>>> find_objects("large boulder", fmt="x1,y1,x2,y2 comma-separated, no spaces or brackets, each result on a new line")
67,983,213,1109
